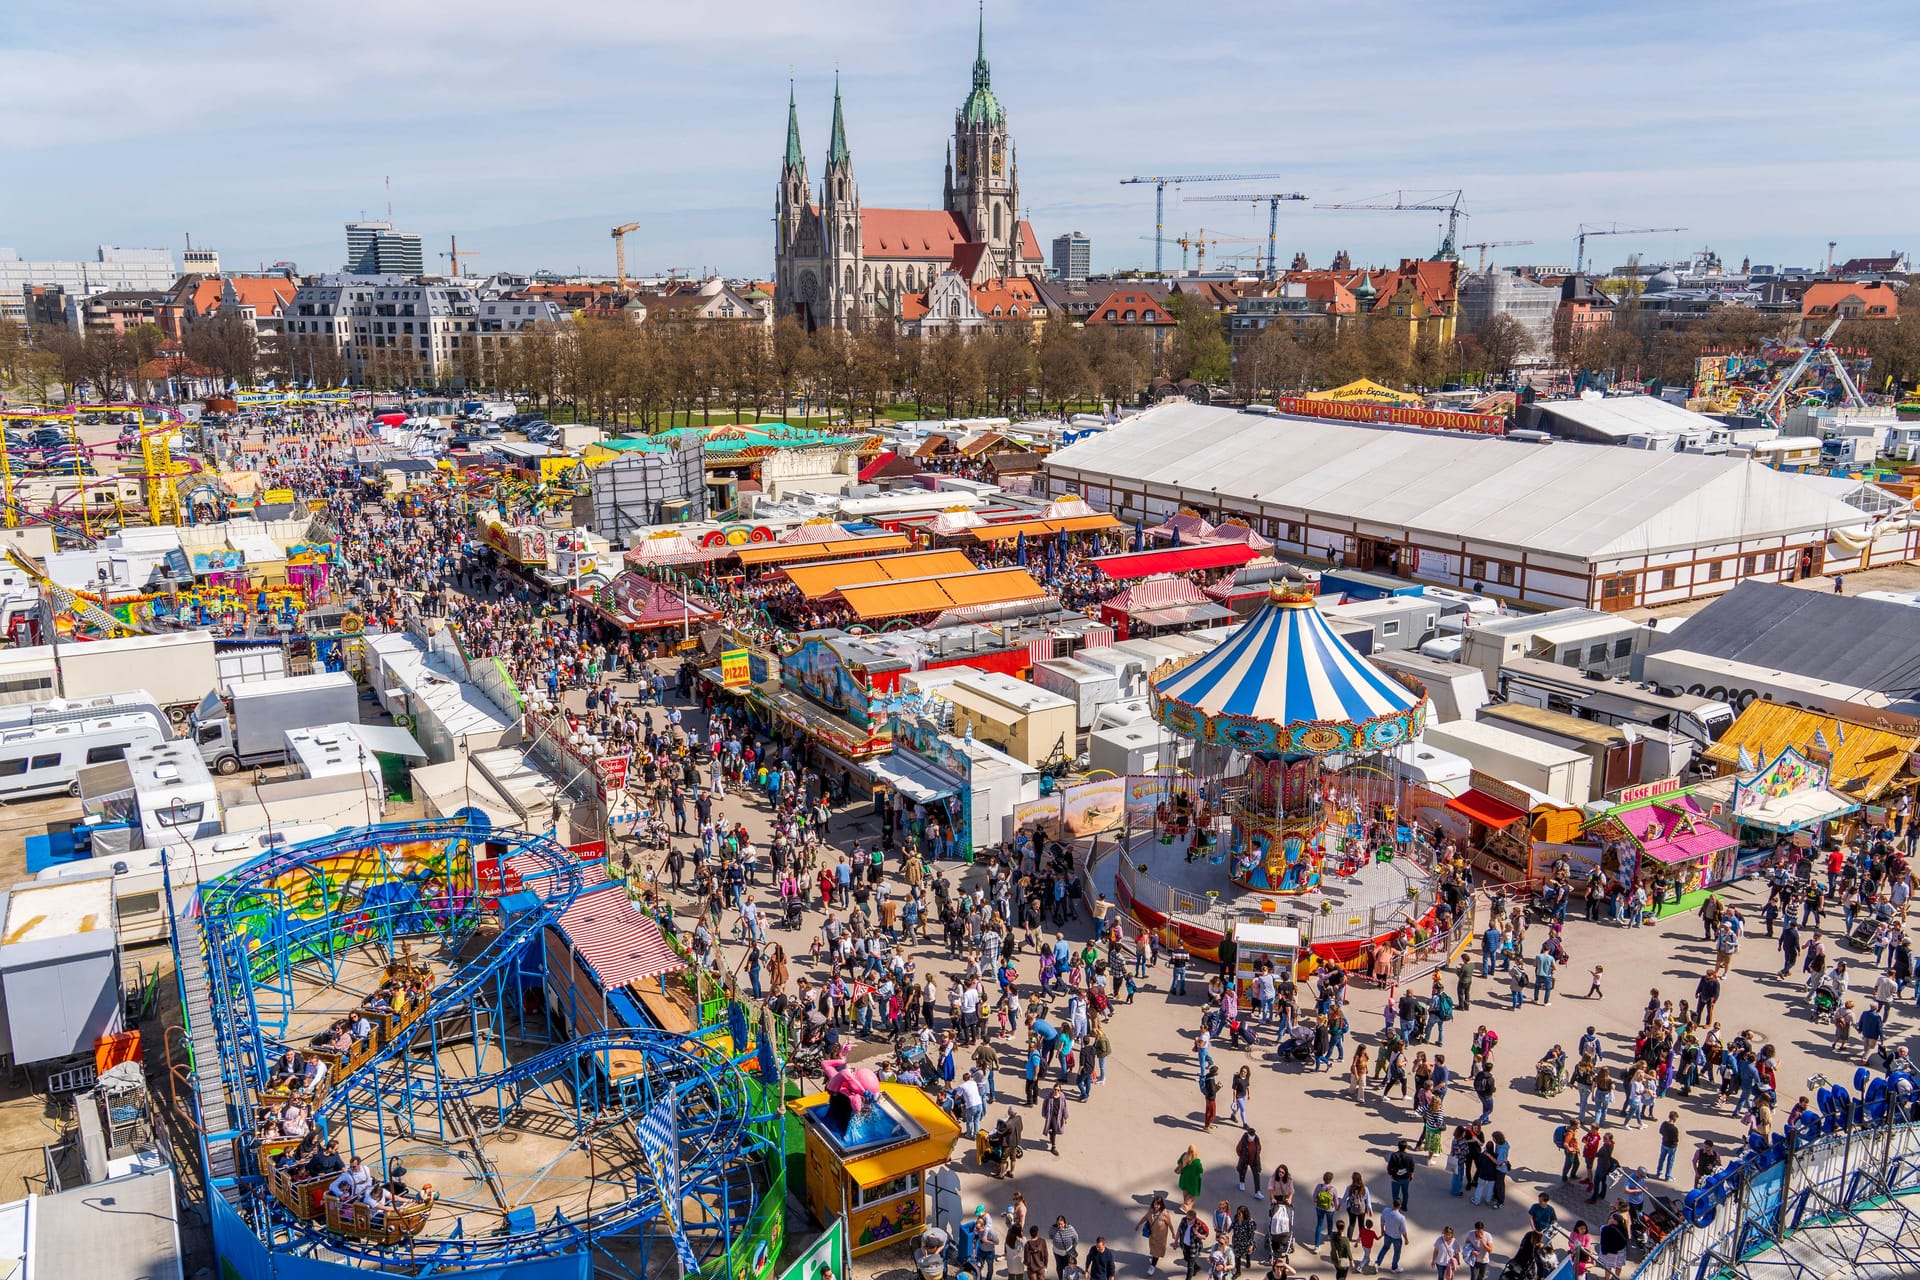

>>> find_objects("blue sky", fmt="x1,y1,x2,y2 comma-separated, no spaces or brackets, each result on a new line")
5,0,1915,279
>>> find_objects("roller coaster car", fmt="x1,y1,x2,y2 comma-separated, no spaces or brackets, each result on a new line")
324,1190,437,1243
269,1166,333,1221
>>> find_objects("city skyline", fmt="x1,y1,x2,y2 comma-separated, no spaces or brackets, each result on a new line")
6,0,1914,280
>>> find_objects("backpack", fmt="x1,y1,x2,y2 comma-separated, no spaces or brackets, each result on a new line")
1436,993,1454,1021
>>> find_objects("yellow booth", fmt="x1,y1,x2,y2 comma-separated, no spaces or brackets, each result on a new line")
790,1082,960,1257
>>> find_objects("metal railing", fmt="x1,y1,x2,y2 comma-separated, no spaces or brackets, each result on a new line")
1629,1111,1920,1280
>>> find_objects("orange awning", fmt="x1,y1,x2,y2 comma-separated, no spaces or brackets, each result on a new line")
972,513,1123,542
782,549,978,601
1446,789,1528,830
735,533,911,567
836,567,1048,621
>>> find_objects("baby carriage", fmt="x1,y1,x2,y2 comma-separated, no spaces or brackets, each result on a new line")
1811,979,1840,1024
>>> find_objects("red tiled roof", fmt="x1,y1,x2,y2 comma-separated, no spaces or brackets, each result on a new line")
950,242,989,279
1085,292,1177,328
972,276,1040,319
862,208,970,260
900,293,930,321
1801,281,1898,318
1017,220,1042,262
226,276,296,313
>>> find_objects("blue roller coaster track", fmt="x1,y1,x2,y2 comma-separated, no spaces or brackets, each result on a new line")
175,818,781,1276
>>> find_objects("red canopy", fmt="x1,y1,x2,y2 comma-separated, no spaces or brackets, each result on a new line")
1446,788,1529,830
1090,542,1257,580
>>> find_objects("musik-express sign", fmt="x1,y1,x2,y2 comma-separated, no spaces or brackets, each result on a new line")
1272,395,1507,436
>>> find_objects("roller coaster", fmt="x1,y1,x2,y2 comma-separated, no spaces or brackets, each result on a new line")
174,819,788,1280
0,401,208,532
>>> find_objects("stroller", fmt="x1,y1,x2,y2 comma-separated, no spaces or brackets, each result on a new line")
1277,1023,1317,1064
780,895,804,930
1811,975,1841,1024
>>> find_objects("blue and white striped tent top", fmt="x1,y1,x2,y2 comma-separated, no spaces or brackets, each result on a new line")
1151,588,1424,756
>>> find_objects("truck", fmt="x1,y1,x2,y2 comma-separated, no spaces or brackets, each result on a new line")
189,670,360,774
1497,655,1736,747
0,630,222,724
1638,648,1892,719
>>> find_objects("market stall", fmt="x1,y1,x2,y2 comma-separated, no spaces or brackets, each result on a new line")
790,1082,959,1257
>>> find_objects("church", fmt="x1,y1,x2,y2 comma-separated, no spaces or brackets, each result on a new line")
774,15,1045,330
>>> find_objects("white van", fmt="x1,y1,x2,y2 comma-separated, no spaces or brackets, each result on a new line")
0,714,168,801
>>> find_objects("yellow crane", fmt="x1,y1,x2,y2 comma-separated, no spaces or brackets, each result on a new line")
610,222,641,290
1461,240,1534,271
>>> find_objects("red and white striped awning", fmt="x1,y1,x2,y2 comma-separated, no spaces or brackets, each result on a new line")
554,883,685,987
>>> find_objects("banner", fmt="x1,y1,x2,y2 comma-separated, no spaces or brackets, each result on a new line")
1271,394,1506,436
779,1218,847,1280
1013,796,1062,840
1125,774,1173,823
720,648,752,687
1060,777,1125,837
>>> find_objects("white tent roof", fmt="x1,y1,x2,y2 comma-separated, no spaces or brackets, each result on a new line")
1044,402,1870,563
1533,395,1724,440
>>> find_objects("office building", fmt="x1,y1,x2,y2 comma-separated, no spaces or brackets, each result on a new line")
344,222,424,277
181,247,221,276
1050,232,1090,285
0,246,177,324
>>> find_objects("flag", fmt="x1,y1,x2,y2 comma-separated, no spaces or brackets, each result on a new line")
638,1091,700,1272
1015,530,1026,566
1133,516,1144,552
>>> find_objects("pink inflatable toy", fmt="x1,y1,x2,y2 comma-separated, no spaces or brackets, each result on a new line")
821,1058,882,1112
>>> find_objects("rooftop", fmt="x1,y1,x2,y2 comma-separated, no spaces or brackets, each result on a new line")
1045,401,1870,563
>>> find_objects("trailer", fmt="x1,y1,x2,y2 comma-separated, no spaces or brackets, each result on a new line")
0,630,222,723
1031,657,1124,730
1422,718,1592,808
1639,648,1891,719
189,670,360,774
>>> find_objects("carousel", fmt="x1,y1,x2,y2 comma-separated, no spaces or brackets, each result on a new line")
1117,582,1438,965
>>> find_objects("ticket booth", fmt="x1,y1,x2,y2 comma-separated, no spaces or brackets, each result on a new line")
1232,921,1302,994
790,1082,961,1256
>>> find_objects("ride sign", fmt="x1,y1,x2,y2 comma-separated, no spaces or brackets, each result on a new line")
1270,395,1506,436
597,753,631,796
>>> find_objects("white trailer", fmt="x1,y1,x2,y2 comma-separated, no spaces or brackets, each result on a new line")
0,630,221,723
1031,657,1123,730
1422,718,1593,808
0,713,168,801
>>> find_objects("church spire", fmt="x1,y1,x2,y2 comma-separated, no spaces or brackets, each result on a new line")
784,80,804,170
973,0,989,89
827,73,850,167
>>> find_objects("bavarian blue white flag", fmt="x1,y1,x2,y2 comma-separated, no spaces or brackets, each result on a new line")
637,1091,700,1273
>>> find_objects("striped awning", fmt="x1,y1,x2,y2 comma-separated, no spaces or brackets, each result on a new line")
553,883,685,987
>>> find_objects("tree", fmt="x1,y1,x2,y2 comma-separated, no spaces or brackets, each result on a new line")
976,325,1035,413
921,330,980,415
183,312,259,387
1036,322,1091,412
1165,293,1230,384
1473,313,1534,379
1847,309,1920,391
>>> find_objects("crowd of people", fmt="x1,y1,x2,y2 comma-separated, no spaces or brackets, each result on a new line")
209,404,1920,1280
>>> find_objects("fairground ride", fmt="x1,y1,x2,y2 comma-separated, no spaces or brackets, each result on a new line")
174,819,788,1280
0,402,205,534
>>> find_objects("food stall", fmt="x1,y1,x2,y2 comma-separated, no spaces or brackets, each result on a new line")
1231,921,1302,994
790,1082,960,1257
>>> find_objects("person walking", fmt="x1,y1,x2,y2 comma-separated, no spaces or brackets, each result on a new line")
1236,1126,1263,1193
1462,1223,1493,1280
1430,1225,1459,1280
1140,1198,1176,1276
1201,1060,1222,1131
1041,1084,1069,1155
1231,1065,1253,1127
1374,1204,1407,1273
1310,1173,1338,1249
1023,1227,1051,1280
1049,1216,1080,1280
1178,1144,1206,1207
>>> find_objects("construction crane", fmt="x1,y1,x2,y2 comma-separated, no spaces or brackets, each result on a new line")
610,221,641,290
1185,192,1310,280
1756,315,1866,426
1574,223,1685,275
1317,190,1468,260
1461,240,1534,272
1138,230,1224,274
440,234,476,277
1120,173,1293,273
